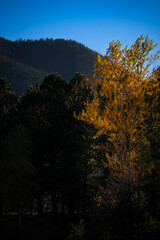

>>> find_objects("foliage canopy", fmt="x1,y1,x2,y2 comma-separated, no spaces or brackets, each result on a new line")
78,36,160,183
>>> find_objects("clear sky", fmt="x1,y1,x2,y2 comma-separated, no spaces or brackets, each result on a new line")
0,0,160,55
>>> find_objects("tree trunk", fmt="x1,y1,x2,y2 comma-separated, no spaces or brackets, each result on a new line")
61,194,65,214
17,200,23,232
51,179,57,221
0,197,3,217
68,190,76,215
51,157,57,222
82,181,87,215
61,179,65,214
127,176,133,240
37,194,43,216
151,169,157,217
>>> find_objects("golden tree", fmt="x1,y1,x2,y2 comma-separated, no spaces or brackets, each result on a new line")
77,36,160,194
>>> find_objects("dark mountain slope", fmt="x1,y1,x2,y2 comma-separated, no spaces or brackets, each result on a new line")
0,37,99,96
0,54,47,96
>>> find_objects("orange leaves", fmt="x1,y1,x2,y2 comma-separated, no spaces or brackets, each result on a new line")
77,36,160,182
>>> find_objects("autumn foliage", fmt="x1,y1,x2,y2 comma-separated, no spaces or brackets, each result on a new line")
78,36,160,191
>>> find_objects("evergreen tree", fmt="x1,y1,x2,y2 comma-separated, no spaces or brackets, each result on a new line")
0,77,17,216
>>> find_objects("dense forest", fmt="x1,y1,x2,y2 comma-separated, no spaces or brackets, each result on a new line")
0,36,160,240
0,37,98,96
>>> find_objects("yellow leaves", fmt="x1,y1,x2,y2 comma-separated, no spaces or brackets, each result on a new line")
96,54,102,63
77,36,160,183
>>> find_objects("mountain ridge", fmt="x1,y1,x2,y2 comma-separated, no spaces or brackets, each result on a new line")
0,37,99,96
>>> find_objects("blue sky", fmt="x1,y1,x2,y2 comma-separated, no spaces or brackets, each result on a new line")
0,0,160,55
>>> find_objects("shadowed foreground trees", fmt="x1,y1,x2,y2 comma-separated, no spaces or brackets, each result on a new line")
2,125,36,231
0,77,17,217
17,73,68,218
17,72,94,219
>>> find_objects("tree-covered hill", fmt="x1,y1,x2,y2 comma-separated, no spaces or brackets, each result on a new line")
0,37,99,96
0,54,47,96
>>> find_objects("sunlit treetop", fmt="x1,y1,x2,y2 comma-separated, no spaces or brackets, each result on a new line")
77,36,160,173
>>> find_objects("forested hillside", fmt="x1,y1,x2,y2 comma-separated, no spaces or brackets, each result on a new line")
0,54,47,96
0,37,98,96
